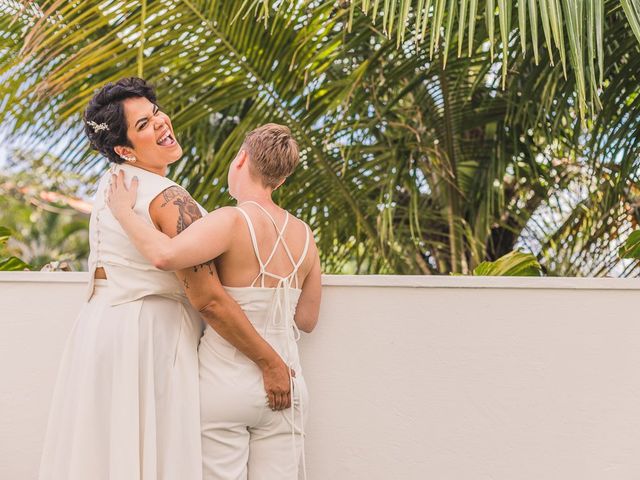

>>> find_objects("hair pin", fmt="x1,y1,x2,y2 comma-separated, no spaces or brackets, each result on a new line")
87,120,109,133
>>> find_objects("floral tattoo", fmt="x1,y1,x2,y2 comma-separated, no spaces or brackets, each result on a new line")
161,186,216,288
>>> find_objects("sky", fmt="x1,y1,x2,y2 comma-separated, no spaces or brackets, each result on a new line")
0,140,10,172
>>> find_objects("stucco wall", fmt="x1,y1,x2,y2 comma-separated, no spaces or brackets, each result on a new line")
2,273,640,479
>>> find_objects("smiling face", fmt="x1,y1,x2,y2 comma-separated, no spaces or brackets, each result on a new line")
114,96,182,174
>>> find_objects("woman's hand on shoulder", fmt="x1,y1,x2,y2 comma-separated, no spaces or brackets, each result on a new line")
107,169,139,220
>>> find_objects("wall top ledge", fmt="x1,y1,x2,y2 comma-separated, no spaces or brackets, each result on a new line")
1,272,640,290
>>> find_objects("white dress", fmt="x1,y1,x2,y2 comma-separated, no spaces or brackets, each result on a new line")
39,163,205,480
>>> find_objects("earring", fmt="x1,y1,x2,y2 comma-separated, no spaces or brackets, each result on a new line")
121,155,136,163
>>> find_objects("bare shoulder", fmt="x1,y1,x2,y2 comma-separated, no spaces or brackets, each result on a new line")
201,205,242,228
290,214,318,259
209,205,241,219
291,215,314,239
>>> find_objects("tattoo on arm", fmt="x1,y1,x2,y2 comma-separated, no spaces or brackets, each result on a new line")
193,262,215,276
161,186,202,234
160,187,182,207
160,186,216,288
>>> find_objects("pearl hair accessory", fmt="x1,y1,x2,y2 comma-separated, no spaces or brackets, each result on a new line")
87,120,109,133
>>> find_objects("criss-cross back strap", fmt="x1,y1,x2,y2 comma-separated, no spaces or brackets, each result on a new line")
236,201,311,288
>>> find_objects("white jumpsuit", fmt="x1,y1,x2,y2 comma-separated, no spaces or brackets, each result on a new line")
39,163,205,480
200,201,310,480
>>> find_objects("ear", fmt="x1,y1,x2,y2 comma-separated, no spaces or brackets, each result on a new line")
113,146,133,159
236,149,248,168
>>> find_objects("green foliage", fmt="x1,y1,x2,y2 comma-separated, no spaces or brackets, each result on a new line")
0,1,638,276
472,250,542,276
0,226,31,271
0,150,90,270
0,226,9,244
241,0,640,120
619,230,640,259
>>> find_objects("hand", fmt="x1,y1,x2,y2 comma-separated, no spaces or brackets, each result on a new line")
262,358,296,411
107,170,139,219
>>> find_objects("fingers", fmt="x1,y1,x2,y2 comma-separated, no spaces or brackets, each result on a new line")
130,176,139,196
276,391,290,411
107,173,120,206
268,391,277,410
263,362,294,411
108,173,118,197
268,387,292,411
117,169,126,190
113,170,130,192
106,170,138,207
278,369,293,409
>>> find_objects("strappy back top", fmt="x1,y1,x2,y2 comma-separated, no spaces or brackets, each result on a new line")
221,201,311,362
236,201,311,290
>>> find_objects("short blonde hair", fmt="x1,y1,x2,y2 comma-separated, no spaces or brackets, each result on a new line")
242,123,299,189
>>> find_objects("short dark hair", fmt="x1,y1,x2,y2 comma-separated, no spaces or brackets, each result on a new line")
83,77,157,164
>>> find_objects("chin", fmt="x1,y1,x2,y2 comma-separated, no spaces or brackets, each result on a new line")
167,144,183,164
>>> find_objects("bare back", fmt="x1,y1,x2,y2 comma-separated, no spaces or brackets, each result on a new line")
215,201,314,289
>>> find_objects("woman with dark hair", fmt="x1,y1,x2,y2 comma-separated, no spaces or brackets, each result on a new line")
38,78,293,480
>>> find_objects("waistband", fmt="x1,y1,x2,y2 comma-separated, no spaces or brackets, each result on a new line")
90,279,110,298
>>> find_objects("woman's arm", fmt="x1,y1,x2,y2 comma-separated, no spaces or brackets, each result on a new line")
294,240,322,333
148,182,294,410
107,170,234,270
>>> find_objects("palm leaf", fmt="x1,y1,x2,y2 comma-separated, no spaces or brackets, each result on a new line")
619,230,640,259
472,250,542,275
0,1,639,276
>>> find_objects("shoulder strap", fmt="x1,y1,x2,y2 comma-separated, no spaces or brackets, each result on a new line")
291,223,311,288
236,206,266,287
295,224,311,269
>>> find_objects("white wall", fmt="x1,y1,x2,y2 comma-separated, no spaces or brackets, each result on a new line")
2,273,640,479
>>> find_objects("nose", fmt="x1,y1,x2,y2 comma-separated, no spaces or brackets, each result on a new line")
155,113,170,129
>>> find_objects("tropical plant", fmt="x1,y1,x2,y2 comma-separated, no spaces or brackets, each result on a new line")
241,0,640,120
0,149,91,270
619,230,640,259
0,1,638,275
0,226,31,271
472,250,542,276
